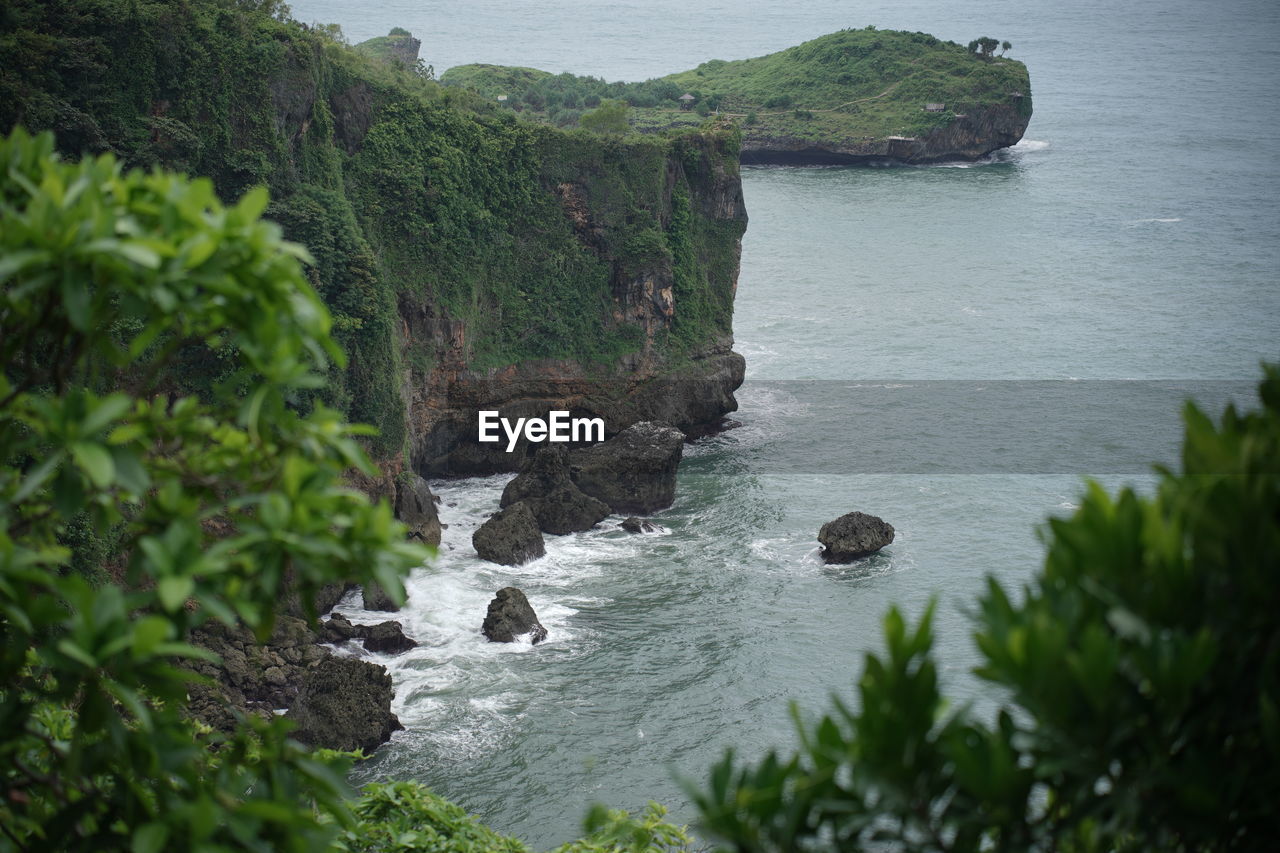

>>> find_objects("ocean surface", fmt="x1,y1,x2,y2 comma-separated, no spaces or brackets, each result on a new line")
294,0,1280,846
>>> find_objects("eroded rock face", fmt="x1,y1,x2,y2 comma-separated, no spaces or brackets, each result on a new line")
472,502,546,565
739,102,1031,166
321,613,417,655
501,445,610,535
395,472,442,546
818,511,895,562
402,131,748,478
187,617,326,724
621,516,657,534
481,587,548,644
285,657,403,753
570,421,684,514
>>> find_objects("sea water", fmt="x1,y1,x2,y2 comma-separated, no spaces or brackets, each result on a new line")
294,0,1280,845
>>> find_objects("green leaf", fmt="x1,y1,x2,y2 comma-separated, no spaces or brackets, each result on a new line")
61,275,92,331
56,638,97,668
236,185,270,221
157,575,195,612
71,441,115,489
12,449,65,502
82,393,133,435
132,822,169,853
118,240,161,269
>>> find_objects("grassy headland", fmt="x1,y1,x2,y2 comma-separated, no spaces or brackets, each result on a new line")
443,27,1032,163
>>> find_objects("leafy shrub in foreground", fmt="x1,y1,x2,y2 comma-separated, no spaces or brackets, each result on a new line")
693,369,1280,851
0,127,426,851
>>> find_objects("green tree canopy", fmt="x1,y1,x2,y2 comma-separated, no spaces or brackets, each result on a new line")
693,369,1280,850
0,127,426,850
579,99,631,135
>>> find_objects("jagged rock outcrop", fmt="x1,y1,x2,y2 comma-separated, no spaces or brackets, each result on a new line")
569,421,684,514
361,620,418,654
621,516,658,534
473,502,546,565
186,616,327,730
500,445,610,534
395,472,442,546
481,587,548,644
321,613,417,654
818,511,895,562
285,656,403,753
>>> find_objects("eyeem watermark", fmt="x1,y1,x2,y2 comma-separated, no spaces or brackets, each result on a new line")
478,410,605,452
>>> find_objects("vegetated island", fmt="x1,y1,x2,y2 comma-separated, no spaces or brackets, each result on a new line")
442,28,1032,165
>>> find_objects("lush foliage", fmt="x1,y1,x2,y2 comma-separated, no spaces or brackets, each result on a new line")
1,0,742,451
0,127,699,853
692,369,1280,850
0,127,427,851
443,27,1032,142
580,100,632,136
342,782,693,853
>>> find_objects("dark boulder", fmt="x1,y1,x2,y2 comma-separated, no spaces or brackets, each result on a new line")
570,421,684,514
481,587,548,644
395,472,442,546
362,621,417,654
285,656,403,753
320,612,361,643
321,613,417,654
818,511,895,562
501,445,610,535
621,516,657,534
472,501,546,565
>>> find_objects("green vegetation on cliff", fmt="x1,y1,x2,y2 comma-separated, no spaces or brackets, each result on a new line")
442,27,1031,149
0,127,699,852
1,0,743,462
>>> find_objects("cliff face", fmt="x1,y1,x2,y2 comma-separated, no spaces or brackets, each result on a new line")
738,100,1030,165
0,1,747,476
401,132,747,474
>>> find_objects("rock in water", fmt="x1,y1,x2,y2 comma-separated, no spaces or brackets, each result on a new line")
570,421,684,514
472,501,546,565
818,511,895,562
285,657,403,753
482,587,548,644
621,516,657,534
501,445,610,535
395,472,442,546
320,612,361,642
361,621,417,654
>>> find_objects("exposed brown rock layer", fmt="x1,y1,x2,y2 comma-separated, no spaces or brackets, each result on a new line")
740,102,1030,165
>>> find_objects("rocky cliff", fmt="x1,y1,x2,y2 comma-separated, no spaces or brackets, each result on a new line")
737,100,1029,165
0,0,747,477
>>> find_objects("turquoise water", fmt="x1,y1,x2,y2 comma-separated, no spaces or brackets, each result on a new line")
296,0,1280,846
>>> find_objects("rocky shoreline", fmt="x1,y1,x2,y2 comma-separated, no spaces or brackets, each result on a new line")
189,432,897,757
